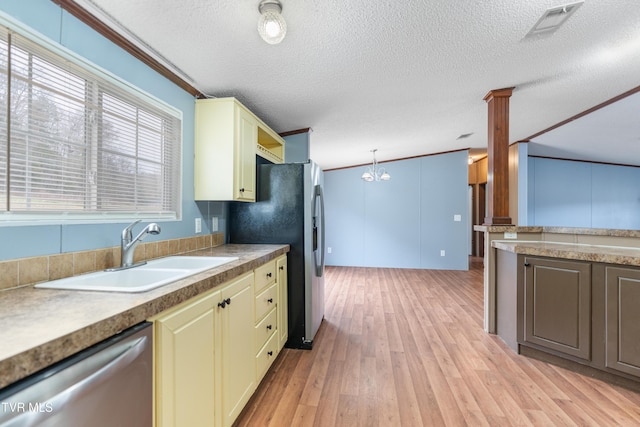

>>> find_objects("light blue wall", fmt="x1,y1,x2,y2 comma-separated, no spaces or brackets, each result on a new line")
283,132,310,163
516,143,528,225
528,157,640,229
0,0,225,260
324,151,469,270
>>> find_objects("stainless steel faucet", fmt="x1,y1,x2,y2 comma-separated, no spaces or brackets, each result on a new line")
112,220,161,270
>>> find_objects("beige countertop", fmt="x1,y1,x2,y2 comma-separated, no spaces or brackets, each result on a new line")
492,240,640,266
0,243,289,389
476,225,640,238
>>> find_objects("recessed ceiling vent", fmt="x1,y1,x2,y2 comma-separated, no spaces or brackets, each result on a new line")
526,1,584,37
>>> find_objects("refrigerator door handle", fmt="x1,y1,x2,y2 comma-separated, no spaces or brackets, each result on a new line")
313,184,325,277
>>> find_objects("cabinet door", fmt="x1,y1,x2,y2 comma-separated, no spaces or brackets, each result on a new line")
605,266,640,377
219,272,256,427
235,107,257,202
195,97,258,202
154,290,218,427
276,255,288,350
522,257,591,360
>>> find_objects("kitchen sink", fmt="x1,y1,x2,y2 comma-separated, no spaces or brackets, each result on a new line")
35,256,239,293
143,256,238,271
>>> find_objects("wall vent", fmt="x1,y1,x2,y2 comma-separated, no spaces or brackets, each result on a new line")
526,1,584,37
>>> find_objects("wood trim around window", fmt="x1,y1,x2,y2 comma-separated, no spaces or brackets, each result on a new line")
51,0,202,97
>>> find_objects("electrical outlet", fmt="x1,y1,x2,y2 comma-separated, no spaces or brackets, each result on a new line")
212,217,219,232
195,218,202,233
440,250,446,256
327,247,332,254
454,214,461,221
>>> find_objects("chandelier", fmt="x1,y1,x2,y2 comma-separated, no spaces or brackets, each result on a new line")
361,149,391,182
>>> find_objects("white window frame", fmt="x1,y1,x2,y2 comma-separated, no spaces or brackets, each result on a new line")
0,12,183,226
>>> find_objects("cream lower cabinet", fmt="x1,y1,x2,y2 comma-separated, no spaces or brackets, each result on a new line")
276,255,288,350
219,272,256,426
254,259,278,383
152,259,289,427
255,281,278,382
152,271,257,427
254,255,288,382
153,289,219,427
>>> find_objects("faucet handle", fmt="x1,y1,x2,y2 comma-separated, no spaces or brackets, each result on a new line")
122,219,141,241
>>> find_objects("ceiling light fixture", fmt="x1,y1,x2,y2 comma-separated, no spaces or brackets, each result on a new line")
258,0,287,45
361,149,391,182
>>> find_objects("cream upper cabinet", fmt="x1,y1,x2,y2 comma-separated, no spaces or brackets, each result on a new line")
152,289,219,427
194,97,285,202
195,98,257,202
236,108,257,201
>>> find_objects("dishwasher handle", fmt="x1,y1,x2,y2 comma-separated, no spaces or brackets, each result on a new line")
49,335,148,401
0,334,149,427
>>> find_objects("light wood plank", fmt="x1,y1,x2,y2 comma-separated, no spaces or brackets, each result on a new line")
235,260,640,426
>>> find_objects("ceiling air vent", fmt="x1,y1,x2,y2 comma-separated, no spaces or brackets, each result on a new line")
526,1,584,37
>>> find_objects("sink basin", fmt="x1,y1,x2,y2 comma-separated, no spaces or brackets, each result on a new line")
144,256,238,271
35,256,239,293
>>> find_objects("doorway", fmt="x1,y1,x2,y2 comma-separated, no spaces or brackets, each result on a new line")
469,183,485,257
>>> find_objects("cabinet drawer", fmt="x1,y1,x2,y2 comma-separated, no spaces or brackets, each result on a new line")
255,307,277,352
255,261,276,294
256,331,279,382
255,283,277,321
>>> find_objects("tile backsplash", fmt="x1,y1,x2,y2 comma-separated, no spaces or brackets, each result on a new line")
0,233,225,291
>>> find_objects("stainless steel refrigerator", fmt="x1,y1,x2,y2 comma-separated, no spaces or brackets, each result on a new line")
228,160,325,349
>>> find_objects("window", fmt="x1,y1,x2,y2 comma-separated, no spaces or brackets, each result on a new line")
0,24,181,223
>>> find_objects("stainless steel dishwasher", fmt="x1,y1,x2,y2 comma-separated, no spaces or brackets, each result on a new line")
0,322,152,427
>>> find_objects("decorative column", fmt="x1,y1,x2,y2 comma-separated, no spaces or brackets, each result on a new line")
483,88,514,225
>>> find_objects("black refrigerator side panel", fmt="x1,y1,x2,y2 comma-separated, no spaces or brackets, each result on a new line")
228,163,307,348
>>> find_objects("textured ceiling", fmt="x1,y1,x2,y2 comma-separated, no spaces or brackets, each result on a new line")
71,0,640,169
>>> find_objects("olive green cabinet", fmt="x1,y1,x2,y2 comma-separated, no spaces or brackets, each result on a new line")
604,266,640,377
512,254,640,382
521,256,591,361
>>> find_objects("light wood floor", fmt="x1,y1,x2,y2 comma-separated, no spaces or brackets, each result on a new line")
236,260,640,426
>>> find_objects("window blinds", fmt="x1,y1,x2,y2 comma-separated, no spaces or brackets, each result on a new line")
0,25,181,220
